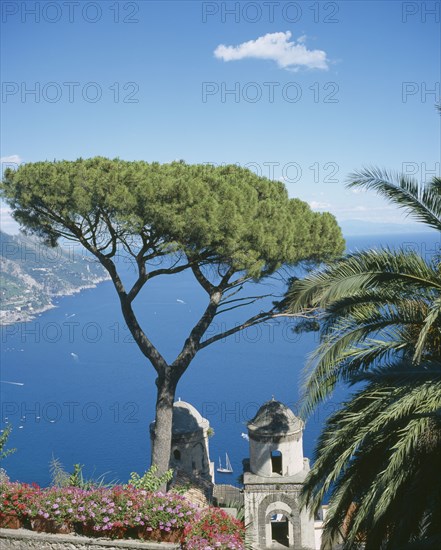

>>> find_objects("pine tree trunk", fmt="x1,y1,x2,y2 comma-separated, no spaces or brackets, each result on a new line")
150,370,178,479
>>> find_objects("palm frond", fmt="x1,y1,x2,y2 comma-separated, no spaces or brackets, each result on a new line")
346,169,441,232
302,362,441,548
288,247,440,314
414,295,441,362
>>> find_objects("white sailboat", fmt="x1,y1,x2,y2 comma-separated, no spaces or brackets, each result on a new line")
217,453,233,473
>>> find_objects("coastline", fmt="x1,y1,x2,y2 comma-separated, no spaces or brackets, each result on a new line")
0,276,110,327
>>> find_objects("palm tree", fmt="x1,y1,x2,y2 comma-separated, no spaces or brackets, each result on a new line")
306,361,441,550
287,171,441,549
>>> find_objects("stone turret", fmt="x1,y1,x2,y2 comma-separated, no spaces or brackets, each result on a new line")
248,398,305,477
244,399,315,550
169,399,214,482
150,399,214,486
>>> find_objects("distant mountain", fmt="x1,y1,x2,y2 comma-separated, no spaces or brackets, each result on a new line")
339,219,434,237
0,231,108,324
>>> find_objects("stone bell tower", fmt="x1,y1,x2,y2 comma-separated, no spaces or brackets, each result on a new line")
243,399,315,549
168,399,214,483
150,398,215,501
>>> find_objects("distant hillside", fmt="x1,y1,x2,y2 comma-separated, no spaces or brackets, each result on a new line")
339,219,434,237
0,231,108,324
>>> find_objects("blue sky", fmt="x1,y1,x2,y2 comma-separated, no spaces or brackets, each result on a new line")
1,0,440,233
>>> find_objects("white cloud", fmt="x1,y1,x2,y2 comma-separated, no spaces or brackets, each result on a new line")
309,200,332,210
0,156,22,234
0,205,20,235
214,31,329,71
1,155,22,166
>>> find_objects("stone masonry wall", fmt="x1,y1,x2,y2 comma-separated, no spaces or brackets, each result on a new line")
0,529,180,550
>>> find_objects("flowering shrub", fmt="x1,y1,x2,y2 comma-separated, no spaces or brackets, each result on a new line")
77,487,196,535
184,533,245,549
183,508,245,550
133,491,197,530
29,486,93,526
1,481,197,538
1,482,40,519
0,468,10,484
0,481,243,546
77,487,122,532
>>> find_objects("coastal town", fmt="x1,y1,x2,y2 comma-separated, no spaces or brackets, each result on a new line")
0,231,108,325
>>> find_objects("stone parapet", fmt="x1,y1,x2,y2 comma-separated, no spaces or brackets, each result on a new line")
0,529,180,550
244,472,308,485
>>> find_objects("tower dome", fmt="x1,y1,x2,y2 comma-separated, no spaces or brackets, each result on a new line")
172,399,209,435
247,399,304,477
248,399,303,438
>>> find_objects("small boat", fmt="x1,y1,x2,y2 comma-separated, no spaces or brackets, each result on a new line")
217,453,233,473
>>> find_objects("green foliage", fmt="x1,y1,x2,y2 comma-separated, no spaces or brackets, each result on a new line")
289,246,441,416
68,463,85,487
49,455,70,487
0,158,344,277
286,172,441,548
0,426,16,461
49,456,116,489
125,465,173,492
170,483,191,495
207,427,215,438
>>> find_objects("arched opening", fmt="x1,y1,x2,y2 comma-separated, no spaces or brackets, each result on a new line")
270,514,289,547
263,501,295,549
173,449,181,461
271,450,282,475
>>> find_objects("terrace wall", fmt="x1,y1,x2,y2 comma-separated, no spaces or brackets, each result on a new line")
0,529,179,550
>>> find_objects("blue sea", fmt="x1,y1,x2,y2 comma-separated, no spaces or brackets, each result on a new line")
1,231,439,487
